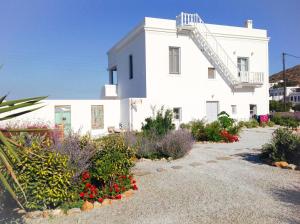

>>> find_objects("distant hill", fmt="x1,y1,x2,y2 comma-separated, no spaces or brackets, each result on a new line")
269,64,300,86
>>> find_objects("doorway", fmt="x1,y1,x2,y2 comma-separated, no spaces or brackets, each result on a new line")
206,101,219,122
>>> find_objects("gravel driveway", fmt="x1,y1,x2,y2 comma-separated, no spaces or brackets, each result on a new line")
29,127,300,224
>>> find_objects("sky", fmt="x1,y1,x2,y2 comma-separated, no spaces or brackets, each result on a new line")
0,0,299,99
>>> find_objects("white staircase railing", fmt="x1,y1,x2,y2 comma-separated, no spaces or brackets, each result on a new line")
176,12,240,87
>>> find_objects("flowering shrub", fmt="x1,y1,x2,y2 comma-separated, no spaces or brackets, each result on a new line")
220,130,239,143
78,171,138,203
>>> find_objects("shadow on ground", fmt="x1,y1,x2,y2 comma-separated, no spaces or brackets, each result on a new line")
0,190,23,224
272,186,300,206
233,152,266,165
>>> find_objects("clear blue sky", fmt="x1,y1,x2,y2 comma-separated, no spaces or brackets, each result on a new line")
1,0,299,99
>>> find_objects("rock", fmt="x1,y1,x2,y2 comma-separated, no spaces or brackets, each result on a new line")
156,168,167,172
25,211,43,219
16,209,26,215
42,210,49,218
287,164,297,170
50,209,63,217
123,190,134,198
67,208,81,215
273,161,289,168
81,201,94,212
167,157,173,162
102,199,112,206
160,158,167,162
139,158,151,162
93,202,102,208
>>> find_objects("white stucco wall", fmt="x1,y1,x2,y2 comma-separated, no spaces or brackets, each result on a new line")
107,16,270,130
1,100,120,136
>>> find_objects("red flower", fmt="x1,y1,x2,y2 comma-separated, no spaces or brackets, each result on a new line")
121,186,126,191
79,192,85,198
113,183,119,188
115,194,122,200
89,193,94,199
98,198,103,203
121,175,126,179
132,184,138,190
131,179,136,184
82,171,90,180
85,183,92,188
115,188,120,193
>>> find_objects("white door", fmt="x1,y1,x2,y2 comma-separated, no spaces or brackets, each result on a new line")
206,101,219,122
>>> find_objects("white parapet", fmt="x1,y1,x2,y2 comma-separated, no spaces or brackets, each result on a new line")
104,84,118,97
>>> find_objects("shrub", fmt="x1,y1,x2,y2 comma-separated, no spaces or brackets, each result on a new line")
267,121,275,127
158,129,194,159
271,114,299,129
220,130,239,142
190,120,206,141
49,132,97,181
262,128,300,165
91,134,135,184
217,111,234,129
269,100,292,112
244,119,259,128
293,104,300,112
204,121,223,142
141,107,175,137
16,148,74,210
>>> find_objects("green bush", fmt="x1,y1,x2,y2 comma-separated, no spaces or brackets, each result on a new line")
244,119,259,128
204,121,223,142
267,121,275,127
190,120,206,141
262,128,300,165
217,111,234,129
293,104,300,111
16,148,74,210
141,107,175,137
269,100,292,112
271,114,299,129
91,134,135,184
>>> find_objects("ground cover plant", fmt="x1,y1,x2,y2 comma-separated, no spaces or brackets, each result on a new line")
261,128,300,166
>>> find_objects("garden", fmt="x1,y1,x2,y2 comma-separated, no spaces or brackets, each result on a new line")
1,96,299,222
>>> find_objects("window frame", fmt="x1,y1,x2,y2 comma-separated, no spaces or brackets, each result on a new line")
129,54,133,79
173,107,182,121
91,105,104,130
169,46,181,74
208,67,216,79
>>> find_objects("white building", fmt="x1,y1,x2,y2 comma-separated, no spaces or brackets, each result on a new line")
105,13,269,130
2,13,270,135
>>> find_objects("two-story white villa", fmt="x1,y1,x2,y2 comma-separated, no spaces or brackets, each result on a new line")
2,13,270,135
104,13,269,130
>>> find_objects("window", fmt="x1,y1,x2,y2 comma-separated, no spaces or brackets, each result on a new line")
291,96,293,101
91,105,104,129
173,107,182,120
250,104,257,117
231,105,237,115
169,47,180,74
129,55,133,79
298,96,300,101
295,96,297,102
237,57,249,76
208,67,216,79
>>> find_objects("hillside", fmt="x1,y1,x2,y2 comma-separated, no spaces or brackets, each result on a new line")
269,64,300,85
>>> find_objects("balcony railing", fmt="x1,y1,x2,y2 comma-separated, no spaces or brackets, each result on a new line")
238,71,264,85
104,84,117,97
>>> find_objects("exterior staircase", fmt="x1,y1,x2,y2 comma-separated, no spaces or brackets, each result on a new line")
176,12,264,89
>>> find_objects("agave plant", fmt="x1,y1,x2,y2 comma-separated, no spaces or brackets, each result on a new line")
0,95,46,209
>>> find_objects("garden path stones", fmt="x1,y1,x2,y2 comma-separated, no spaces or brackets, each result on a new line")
206,160,217,163
216,156,232,161
171,165,183,170
156,168,167,172
132,170,152,176
189,162,202,167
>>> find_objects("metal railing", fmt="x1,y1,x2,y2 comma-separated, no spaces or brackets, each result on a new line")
239,71,264,84
176,12,264,87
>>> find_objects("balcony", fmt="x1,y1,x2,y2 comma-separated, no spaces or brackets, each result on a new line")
104,84,117,97
236,71,264,87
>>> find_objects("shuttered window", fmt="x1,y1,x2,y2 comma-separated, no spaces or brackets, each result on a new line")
169,47,180,74
91,105,104,129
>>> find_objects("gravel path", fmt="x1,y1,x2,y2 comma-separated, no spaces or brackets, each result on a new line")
29,127,300,224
